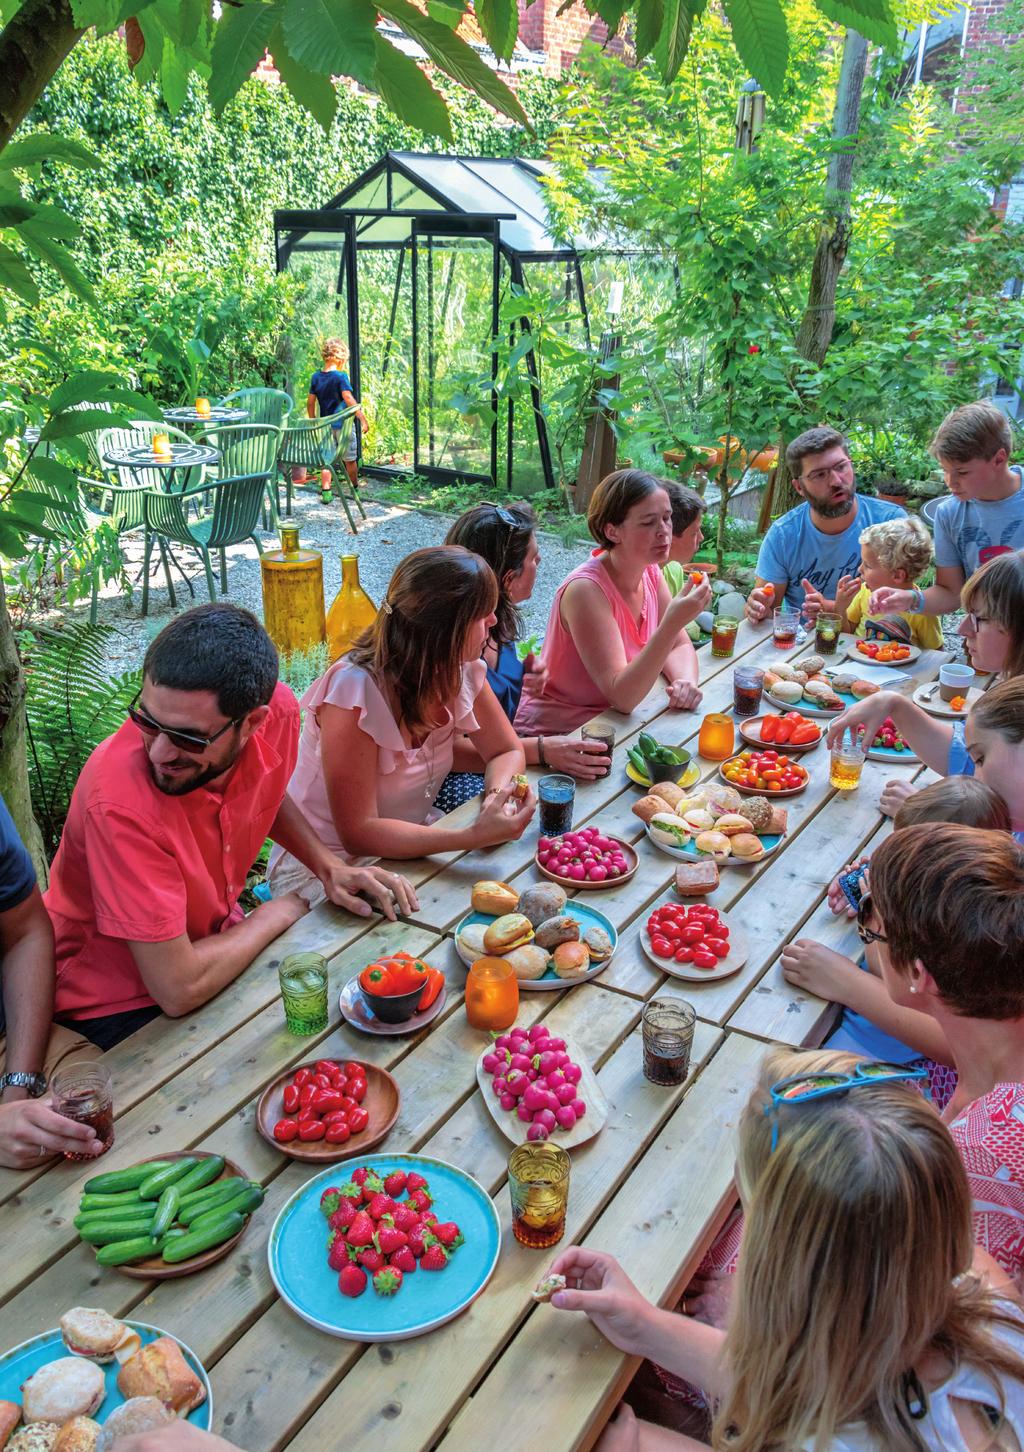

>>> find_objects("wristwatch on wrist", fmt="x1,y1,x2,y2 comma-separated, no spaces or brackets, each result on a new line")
0,1070,47,1097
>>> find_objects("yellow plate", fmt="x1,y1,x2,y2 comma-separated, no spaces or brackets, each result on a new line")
626,759,701,791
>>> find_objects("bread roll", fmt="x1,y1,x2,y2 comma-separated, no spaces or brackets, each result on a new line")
116,1339,205,1415
534,915,580,949
851,679,880,699
739,795,773,833
799,654,826,674
703,784,742,815
94,1400,174,1452
769,680,803,705
471,880,519,915
694,831,731,859
457,923,488,960
22,1361,104,1425
517,883,567,927
648,781,685,811
713,813,754,836
60,1309,140,1365
53,1419,100,1452
483,913,534,954
502,945,550,981
8,1425,60,1452
631,794,664,825
682,808,715,831
552,941,590,979
0,1402,21,1452
730,833,765,860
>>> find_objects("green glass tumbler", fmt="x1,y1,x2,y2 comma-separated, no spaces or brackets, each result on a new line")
279,952,329,1035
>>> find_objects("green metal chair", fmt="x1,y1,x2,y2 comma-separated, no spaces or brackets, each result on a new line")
68,400,113,478
138,467,270,615
217,387,293,428
276,408,365,531
202,422,281,530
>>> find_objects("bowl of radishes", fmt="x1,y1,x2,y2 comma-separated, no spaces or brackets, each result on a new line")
475,1021,608,1149
535,827,638,890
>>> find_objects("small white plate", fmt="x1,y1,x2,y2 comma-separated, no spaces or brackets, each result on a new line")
843,639,921,665
475,1032,607,1149
339,976,448,1035
639,902,749,983
912,681,983,718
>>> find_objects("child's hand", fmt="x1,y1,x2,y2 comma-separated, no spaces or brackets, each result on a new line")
358,413,370,435
835,573,861,614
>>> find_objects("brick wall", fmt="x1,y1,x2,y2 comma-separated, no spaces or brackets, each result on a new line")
956,0,1023,111
518,0,626,73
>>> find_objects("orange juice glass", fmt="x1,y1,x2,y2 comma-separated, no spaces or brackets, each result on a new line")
698,712,735,761
152,431,172,457
465,956,519,1031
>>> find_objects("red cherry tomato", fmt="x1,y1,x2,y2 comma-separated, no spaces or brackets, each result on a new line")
312,1090,344,1114
293,1068,312,1088
325,1122,352,1144
299,1084,316,1108
705,938,730,958
347,1105,370,1133
298,1119,327,1141
674,946,695,963
282,1085,300,1114
297,1104,320,1124
679,925,703,945
347,1078,368,1104
343,1061,364,1079
651,936,673,958
313,1073,332,1090
692,950,718,970
273,1118,299,1142
315,1059,337,1078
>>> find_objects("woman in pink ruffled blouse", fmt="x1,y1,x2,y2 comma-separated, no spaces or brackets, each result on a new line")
269,546,534,896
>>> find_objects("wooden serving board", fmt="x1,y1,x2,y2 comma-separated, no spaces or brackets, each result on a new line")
474,1033,608,1150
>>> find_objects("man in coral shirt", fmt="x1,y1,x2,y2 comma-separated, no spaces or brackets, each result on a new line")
45,604,417,1049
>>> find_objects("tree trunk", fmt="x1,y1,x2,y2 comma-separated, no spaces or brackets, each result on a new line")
0,574,47,882
769,29,869,519
0,0,83,150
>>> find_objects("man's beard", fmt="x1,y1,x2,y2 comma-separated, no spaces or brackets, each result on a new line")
149,756,233,796
812,493,855,520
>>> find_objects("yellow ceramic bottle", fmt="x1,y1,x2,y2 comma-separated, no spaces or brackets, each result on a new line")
260,521,327,657
326,554,377,663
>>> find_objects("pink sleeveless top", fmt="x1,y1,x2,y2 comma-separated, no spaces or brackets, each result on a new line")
514,556,664,734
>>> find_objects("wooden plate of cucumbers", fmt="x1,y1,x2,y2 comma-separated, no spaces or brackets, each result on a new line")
74,1150,261,1279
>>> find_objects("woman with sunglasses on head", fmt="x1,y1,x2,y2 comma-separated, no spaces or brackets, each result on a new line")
433,503,611,811
826,549,1024,817
547,1045,1024,1452
268,546,534,890
513,470,713,737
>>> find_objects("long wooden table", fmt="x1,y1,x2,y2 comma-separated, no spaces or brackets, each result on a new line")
0,622,948,1451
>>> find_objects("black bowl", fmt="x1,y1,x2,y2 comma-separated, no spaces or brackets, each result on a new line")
359,981,424,1024
642,747,692,785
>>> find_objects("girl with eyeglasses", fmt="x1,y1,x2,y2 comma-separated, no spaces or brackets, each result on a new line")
826,550,1024,818
546,1045,1024,1452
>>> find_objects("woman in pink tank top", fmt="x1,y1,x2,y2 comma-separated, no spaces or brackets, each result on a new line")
515,470,712,736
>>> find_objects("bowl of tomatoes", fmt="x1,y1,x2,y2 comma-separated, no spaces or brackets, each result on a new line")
720,749,809,796
257,1058,401,1162
358,951,445,1024
738,713,822,752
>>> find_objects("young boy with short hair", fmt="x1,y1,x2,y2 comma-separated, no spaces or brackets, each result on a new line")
660,480,707,596
835,514,944,649
298,337,370,502
870,401,1024,619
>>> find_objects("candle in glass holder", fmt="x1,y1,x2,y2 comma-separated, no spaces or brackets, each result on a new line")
698,712,735,761
195,397,211,418
465,956,519,1031
152,431,172,459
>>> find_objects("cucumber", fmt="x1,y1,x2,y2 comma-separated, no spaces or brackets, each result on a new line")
156,1227,188,1251
161,1210,245,1263
74,1206,157,1229
79,1217,157,1246
78,1190,144,1212
83,1160,174,1194
178,1176,246,1212
177,1179,248,1225
96,1236,159,1266
138,1157,200,1200
190,1184,263,1231
171,1155,225,1199
150,1184,180,1238
637,732,658,755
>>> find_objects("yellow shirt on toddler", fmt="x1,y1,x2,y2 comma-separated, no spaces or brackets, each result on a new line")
845,583,944,650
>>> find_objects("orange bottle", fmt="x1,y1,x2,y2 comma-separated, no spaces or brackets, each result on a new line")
326,554,377,663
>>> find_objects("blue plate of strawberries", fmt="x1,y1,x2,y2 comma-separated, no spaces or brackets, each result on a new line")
268,1153,502,1340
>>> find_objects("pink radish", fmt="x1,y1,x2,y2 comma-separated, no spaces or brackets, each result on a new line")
509,1053,532,1073
556,1105,577,1130
527,1122,549,1141
517,1103,533,1123
482,1052,501,1074
563,1064,582,1085
523,1083,548,1113
556,1082,577,1106
506,1071,529,1098
528,1024,550,1042
572,1099,587,1119
500,1092,517,1110
535,1108,557,1132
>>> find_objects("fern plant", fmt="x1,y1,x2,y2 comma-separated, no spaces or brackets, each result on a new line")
22,623,141,861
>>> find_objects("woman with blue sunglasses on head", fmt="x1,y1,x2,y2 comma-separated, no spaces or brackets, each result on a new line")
546,1045,1024,1452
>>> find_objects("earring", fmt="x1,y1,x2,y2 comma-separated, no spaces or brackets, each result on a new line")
909,985,918,995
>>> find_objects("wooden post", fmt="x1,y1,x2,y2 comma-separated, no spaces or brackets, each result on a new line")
575,331,619,513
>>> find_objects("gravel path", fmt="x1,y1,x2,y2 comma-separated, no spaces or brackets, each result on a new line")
75,492,593,676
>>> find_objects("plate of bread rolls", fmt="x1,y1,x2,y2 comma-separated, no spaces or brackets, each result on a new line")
453,880,616,990
633,780,786,867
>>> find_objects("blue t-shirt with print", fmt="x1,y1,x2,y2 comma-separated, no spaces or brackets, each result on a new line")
933,466,1024,577
756,495,906,610
308,369,353,421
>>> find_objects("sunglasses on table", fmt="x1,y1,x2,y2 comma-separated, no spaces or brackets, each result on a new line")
128,691,242,754
764,1060,929,1151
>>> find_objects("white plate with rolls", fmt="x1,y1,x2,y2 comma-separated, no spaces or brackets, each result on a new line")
452,880,616,991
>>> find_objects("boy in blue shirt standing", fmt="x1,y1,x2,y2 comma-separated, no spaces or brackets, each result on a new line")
299,337,370,503
744,425,904,623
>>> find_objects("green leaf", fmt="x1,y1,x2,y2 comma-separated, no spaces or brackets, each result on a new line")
40,408,131,442
372,35,452,139
375,0,527,125
595,0,628,33
281,0,377,86
634,0,664,57
722,0,789,95
160,34,192,116
0,135,101,172
426,0,462,26
0,201,38,226
46,372,142,411
70,0,123,31
209,1,282,111
26,457,82,500
652,0,692,82
20,203,80,240
268,25,337,132
476,0,518,62
18,223,98,308
814,0,897,50
0,243,38,304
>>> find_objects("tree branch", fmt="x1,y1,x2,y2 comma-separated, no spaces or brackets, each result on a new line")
0,0,84,152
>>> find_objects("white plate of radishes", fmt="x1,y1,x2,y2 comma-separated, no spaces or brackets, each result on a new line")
476,1022,608,1149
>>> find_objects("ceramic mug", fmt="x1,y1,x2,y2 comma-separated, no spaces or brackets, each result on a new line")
938,662,975,702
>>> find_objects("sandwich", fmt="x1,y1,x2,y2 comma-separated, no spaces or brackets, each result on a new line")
502,945,551,981
674,862,720,896
631,794,665,826
60,1309,140,1366
647,813,691,849
457,923,488,960
831,673,859,693
533,915,580,950
21,1362,104,1426
115,1339,206,1415
8,1426,60,1452
772,663,807,685
681,808,715,831
53,1420,100,1452
582,926,613,962
0,1403,21,1452
768,680,803,705
648,781,685,812
482,913,534,955
703,785,742,816
517,884,567,927
713,813,754,836
471,881,519,916
551,942,591,979
511,774,530,800
94,1400,175,1452
694,831,732,860
532,1272,567,1303
768,805,788,836
730,833,765,861
799,654,826,674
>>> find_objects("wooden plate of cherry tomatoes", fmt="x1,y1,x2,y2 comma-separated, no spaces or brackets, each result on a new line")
640,899,749,983
737,714,822,753
256,1058,400,1163
719,750,809,797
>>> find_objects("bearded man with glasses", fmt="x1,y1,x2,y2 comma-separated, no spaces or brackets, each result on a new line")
744,425,905,625
44,603,416,1049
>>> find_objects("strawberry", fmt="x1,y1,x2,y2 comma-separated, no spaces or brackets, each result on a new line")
362,1171,385,1196
357,1247,385,1272
328,1238,351,1271
347,1210,375,1247
366,1193,396,1221
320,1187,343,1217
421,1244,449,1271
377,1225,408,1255
351,1167,370,1186
408,1188,432,1213
372,1266,403,1296
406,1172,428,1193
329,1200,358,1231
384,1170,408,1197
391,1204,419,1233
407,1225,428,1258
337,1180,364,1204
421,1211,438,1226
390,1246,417,1274
338,1264,367,1297
433,1222,464,1250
